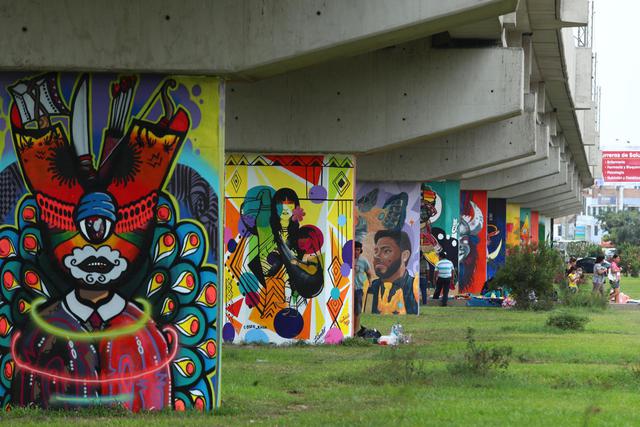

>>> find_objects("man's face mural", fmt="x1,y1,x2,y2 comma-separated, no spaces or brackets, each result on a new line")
10,75,189,292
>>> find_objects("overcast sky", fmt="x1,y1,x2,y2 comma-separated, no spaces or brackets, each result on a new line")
593,0,640,149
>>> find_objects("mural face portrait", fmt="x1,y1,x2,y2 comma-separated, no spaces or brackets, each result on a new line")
373,236,408,280
356,182,420,316
0,72,223,412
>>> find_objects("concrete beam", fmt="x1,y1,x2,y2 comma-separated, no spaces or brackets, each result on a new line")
356,111,536,181
0,0,519,78
536,197,582,214
460,89,551,179
461,143,560,190
524,182,581,211
545,204,583,218
514,188,575,208
227,47,524,153
489,160,570,199
511,171,575,203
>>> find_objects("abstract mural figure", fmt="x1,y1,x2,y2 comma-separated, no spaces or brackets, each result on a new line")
419,182,460,292
224,155,353,344
420,185,442,266
458,191,487,294
487,198,507,280
0,73,222,411
356,182,420,315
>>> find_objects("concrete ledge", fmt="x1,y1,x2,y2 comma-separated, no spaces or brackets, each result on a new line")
356,112,536,181
461,144,560,190
227,47,524,154
0,0,518,78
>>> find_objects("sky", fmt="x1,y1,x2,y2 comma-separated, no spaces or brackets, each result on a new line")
593,0,640,150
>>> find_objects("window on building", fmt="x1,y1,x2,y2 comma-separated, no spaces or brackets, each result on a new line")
595,225,599,235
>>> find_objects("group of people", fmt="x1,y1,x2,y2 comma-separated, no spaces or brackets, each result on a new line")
566,254,623,303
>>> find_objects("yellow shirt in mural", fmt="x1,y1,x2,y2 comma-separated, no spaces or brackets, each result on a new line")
376,282,407,315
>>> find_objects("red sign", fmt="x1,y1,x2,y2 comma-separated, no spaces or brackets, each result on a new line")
602,151,640,182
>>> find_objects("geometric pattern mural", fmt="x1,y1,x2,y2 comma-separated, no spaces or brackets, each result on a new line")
224,154,354,344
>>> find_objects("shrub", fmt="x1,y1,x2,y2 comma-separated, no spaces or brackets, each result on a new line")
561,288,608,311
546,312,590,331
491,243,564,309
448,328,512,375
618,242,640,277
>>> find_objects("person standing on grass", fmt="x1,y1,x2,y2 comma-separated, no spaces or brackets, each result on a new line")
432,257,455,307
609,254,622,303
592,255,607,296
354,241,372,334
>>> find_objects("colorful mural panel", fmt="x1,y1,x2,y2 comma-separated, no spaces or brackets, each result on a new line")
487,198,506,280
356,182,420,315
459,191,487,293
531,211,540,244
0,73,223,411
421,181,460,291
224,155,354,343
506,203,521,247
520,208,532,245
539,216,547,244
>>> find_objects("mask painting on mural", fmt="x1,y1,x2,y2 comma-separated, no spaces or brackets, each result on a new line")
0,72,222,411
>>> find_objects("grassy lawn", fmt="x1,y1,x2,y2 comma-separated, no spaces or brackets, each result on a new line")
619,275,640,299
3,306,640,426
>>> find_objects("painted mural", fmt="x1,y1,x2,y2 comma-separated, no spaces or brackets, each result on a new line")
421,181,460,288
0,73,223,411
539,217,547,244
224,155,354,344
356,182,420,315
459,191,487,294
487,198,506,280
520,208,532,245
506,203,521,247
531,211,540,245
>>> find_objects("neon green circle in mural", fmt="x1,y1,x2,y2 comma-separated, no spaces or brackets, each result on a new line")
29,297,153,341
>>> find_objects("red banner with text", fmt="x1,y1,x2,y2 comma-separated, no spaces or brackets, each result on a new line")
602,151,640,182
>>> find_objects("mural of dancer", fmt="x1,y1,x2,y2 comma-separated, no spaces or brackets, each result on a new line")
356,182,420,315
224,155,354,344
0,73,223,411
458,191,487,294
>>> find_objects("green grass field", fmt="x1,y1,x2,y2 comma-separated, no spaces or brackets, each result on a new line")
3,299,640,426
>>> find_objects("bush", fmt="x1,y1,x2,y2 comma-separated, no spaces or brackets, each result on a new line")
448,328,512,375
492,243,564,309
546,312,590,331
618,242,640,277
560,288,608,311
565,241,603,259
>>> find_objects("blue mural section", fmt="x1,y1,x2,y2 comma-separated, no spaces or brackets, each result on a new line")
487,198,507,280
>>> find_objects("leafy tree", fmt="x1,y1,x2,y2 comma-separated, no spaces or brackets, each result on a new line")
598,210,640,245
565,241,603,259
618,242,640,277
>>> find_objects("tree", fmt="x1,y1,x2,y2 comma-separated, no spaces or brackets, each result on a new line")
598,210,640,246
565,241,603,259
491,243,565,309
